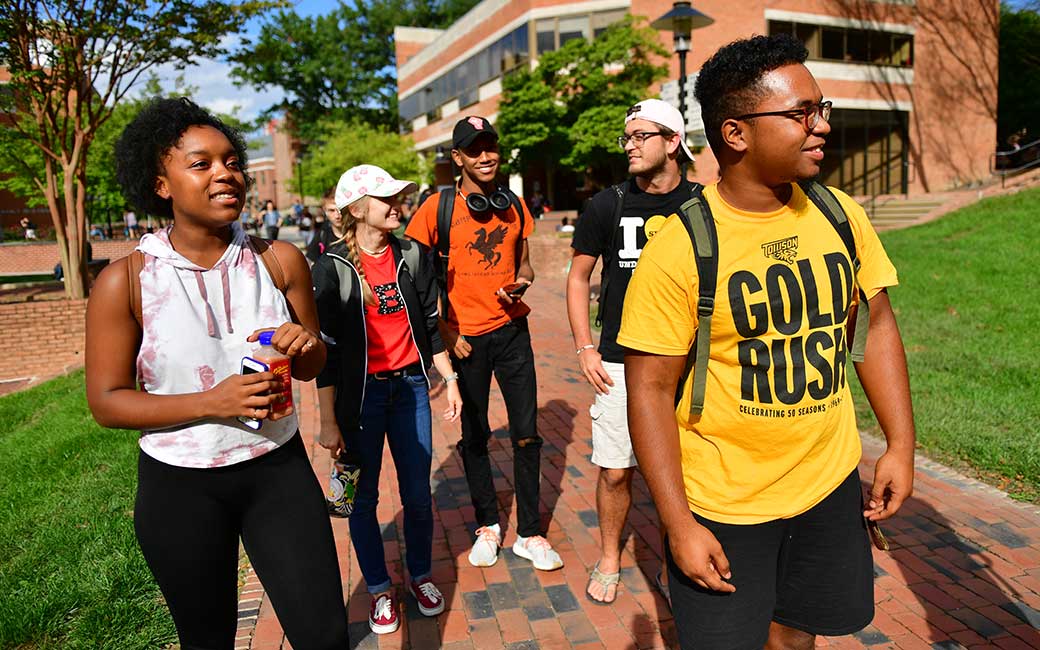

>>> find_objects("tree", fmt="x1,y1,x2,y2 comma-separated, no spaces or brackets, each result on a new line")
230,0,481,138
999,3,1040,145
0,0,278,298
497,16,668,195
290,120,429,199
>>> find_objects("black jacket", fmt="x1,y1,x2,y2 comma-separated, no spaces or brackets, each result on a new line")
312,235,444,432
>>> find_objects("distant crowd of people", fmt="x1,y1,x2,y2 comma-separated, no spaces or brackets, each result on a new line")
84,33,915,650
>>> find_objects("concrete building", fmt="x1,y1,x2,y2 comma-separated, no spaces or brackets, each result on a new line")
395,0,998,207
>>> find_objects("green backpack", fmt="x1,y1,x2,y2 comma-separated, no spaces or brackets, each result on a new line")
326,237,424,305
675,181,871,417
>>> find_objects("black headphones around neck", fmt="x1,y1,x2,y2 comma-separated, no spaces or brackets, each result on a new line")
461,186,512,214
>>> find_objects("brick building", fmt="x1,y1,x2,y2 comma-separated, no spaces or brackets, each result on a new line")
395,0,998,207
246,118,306,213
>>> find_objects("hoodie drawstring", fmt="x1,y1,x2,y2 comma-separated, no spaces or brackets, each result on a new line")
220,262,234,334
193,270,219,338
192,264,235,338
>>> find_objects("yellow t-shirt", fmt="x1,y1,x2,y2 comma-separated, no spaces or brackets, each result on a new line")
617,182,898,524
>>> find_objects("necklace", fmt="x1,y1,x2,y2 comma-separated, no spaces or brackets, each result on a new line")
359,243,389,255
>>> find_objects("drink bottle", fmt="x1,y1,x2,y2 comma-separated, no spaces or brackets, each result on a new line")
327,451,361,517
253,331,293,413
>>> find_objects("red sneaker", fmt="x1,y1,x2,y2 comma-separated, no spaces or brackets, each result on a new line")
409,578,445,616
369,592,399,634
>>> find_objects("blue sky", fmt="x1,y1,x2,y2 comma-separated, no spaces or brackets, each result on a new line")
146,0,337,123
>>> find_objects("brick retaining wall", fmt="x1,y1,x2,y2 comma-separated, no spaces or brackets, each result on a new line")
0,224,578,387
0,299,86,382
0,240,138,275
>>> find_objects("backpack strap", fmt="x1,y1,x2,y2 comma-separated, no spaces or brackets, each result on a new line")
398,236,422,279
800,181,869,362
434,188,455,316
249,235,287,293
675,183,714,417
595,182,628,328
505,188,526,277
127,250,145,327
327,253,356,309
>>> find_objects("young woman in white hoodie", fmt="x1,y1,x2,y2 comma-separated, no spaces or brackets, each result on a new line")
85,97,348,649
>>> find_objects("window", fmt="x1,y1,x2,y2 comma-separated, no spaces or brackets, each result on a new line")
459,87,478,108
559,16,588,46
770,20,913,67
537,18,556,54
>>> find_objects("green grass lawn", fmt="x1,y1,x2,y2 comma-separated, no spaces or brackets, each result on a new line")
849,187,1040,501
0,370,175,649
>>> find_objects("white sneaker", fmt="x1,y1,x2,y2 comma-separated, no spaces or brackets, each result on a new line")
468,524,501,567
512,535,563,571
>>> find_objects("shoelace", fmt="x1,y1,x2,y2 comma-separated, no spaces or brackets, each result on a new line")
474,526,500,545
373,595,393,621
417,581,442,600
524,535,553,552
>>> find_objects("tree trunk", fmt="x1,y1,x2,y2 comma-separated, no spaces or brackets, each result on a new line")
60,160,87,299
41,158,74,295
546,160,557,212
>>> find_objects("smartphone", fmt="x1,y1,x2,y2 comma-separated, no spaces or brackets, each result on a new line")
237,357,269,430
866,518,890,551
500,282,529,298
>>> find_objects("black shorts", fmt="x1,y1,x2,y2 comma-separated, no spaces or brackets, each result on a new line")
668,469,874,650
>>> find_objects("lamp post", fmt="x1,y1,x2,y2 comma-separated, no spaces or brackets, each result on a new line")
651,2,714,128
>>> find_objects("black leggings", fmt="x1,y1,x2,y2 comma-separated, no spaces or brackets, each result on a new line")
134,434,348,650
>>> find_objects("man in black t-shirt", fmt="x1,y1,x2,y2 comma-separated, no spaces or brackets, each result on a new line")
566,99,696,605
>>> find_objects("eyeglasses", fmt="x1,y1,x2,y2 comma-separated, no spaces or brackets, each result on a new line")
733,101,833,132
617,131,667,149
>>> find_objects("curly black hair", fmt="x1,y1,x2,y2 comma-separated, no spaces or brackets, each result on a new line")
115,97,250,219
694,34,808,152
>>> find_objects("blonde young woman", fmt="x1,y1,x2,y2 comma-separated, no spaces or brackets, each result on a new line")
312,165,462,635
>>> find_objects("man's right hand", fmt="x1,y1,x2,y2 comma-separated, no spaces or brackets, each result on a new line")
668,518,736,593
577,347,614,395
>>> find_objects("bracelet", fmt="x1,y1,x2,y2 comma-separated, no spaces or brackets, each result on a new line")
576,344,596,355
442,373,459,384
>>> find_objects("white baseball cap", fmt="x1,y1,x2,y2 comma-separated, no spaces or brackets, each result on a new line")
334,164,418,210
625,98,695,162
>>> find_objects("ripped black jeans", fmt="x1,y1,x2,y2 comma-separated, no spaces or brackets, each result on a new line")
454,317,543,537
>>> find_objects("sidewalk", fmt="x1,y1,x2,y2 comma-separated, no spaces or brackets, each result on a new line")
238,229,1040,650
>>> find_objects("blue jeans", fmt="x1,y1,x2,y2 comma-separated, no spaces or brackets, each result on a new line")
349,374,433,594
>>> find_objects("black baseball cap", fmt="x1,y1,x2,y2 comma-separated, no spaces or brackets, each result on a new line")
452,116,498,149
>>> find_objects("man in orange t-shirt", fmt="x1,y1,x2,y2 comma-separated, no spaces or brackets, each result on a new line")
405,116,562,572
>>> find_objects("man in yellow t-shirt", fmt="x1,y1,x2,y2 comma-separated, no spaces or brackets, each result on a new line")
617,34,916,650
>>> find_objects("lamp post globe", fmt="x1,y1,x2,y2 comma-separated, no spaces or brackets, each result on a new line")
650,2,714,124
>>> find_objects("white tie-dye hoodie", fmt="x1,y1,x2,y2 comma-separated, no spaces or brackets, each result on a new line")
135,222,297,468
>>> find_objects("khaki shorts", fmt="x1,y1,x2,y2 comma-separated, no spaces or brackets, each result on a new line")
589,361,637,469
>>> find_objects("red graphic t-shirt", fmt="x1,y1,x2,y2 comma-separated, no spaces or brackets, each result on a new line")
361,247,421,374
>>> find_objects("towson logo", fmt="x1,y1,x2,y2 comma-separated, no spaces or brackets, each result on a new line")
761,236,799,264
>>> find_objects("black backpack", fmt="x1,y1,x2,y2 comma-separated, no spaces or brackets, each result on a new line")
675,180,871,417
433,187,526,315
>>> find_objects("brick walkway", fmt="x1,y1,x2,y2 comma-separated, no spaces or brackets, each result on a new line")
237,228,1040,650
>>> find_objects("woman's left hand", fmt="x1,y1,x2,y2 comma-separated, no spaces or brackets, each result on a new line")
248,323,324,358
443,381,462,422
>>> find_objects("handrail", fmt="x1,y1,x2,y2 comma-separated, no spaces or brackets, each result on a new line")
990,137,1040,181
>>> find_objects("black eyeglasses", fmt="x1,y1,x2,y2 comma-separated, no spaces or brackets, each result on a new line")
733,101,833,132
617,131,667,149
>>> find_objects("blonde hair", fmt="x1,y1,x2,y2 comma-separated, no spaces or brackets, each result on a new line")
337,196,377,306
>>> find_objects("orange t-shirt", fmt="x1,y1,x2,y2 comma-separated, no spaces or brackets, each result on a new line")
405,191,534,336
